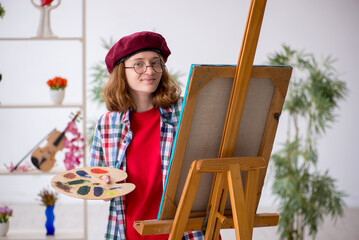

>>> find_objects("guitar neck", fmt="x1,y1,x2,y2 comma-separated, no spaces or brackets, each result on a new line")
53,131,66,147
53,111,80,147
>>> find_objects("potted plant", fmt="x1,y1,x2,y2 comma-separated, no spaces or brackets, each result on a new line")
46,76,67,105
0,3,5,19
0,205,13,236
267,44,347,240
38,188,58,235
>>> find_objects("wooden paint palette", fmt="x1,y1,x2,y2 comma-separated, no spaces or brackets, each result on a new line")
51,167,135,200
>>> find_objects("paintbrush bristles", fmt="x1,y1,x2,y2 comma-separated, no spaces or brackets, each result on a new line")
38,188,58,206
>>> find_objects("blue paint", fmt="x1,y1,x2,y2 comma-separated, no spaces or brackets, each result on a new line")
110,186,122,190
76,170,91,178
198,73,210,87
94,187,104,197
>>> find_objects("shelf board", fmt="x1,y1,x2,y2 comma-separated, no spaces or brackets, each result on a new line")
0,166,68,176
0,104,83,109
0,37,83,42
0,229,84,240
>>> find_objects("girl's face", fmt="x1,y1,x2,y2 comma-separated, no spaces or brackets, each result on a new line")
124,51,162,100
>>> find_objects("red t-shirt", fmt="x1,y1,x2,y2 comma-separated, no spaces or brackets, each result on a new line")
125,107,168,240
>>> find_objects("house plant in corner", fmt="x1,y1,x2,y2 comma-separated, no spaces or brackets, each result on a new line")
0,205,13,236
268,45,347,240
47,76,67,105
0,3,5,19
38,188,58,235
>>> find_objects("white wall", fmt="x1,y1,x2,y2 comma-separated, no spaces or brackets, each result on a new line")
88,0,359,207
0,0,358,231
85,0,359,208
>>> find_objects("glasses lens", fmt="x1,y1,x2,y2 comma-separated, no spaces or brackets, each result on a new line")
132,61,164,74
134,62,146,74
152,61,163,73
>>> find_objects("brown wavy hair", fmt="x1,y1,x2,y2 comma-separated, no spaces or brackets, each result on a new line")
103,58,181,112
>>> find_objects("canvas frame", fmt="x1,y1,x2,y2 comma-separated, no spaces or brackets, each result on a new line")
158,64,292,220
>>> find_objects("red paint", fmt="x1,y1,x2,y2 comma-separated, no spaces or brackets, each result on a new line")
91,168,108,174
55,181,72,192
63,173,76,179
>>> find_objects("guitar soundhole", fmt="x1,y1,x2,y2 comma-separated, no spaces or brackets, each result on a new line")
31,157,40,169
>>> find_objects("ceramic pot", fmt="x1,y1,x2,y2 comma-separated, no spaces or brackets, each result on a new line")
0,222,9,237
49,89,65,105
45,205,55,235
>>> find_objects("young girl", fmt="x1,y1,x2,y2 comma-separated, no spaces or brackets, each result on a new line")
90,31,204,240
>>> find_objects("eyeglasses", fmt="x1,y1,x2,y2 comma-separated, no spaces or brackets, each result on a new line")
125,60,164,74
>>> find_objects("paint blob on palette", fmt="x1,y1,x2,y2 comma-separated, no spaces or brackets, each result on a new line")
51,167,136,200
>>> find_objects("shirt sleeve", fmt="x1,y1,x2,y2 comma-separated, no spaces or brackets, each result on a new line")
90,118,106,167
173,97,184,128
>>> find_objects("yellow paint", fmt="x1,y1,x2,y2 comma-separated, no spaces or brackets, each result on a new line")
105,190,118,195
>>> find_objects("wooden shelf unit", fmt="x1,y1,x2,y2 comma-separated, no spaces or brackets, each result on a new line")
0,229,83,240
0,1,88,239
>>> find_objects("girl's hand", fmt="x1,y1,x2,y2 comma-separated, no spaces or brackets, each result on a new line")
100,175,112,202
100,174,111,184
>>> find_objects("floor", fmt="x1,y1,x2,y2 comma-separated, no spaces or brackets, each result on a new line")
6,203,359,239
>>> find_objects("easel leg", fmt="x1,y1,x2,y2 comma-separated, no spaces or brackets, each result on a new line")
204,172,227,240
227,164,250,239
212,177,229,240
244,169,260,239
169,161,202,240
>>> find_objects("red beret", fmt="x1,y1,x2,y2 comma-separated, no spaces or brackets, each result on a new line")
105,31,171,73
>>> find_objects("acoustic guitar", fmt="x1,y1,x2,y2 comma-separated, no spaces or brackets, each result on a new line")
31,111,81,172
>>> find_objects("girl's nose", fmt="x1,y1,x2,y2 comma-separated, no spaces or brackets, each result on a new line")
144,65,156,74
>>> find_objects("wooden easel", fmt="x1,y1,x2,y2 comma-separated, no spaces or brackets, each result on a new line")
134,0,289,239
169,0,268,238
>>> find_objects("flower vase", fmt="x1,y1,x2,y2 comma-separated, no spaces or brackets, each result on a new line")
30,0,61,38
37,6,55,38
50,89,65,105
0,222,10,237
45,205,55,235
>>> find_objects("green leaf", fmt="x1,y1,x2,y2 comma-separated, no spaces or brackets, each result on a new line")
267,44,348,240
0,3,5,19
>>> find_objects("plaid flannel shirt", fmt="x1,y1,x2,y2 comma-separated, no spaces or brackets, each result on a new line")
90,98,204,240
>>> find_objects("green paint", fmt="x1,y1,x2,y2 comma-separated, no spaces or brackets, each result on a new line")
68,179,90,185
77,185,91,195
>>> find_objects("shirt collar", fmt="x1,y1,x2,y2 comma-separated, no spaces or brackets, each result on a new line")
159,105,173,124
121,106,172,124
122,109,131,124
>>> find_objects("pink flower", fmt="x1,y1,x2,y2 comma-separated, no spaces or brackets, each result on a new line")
63,120,84,170
0,205,13,223
8,162,31,172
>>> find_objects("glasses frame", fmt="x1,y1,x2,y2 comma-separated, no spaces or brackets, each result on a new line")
124,61,165,74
